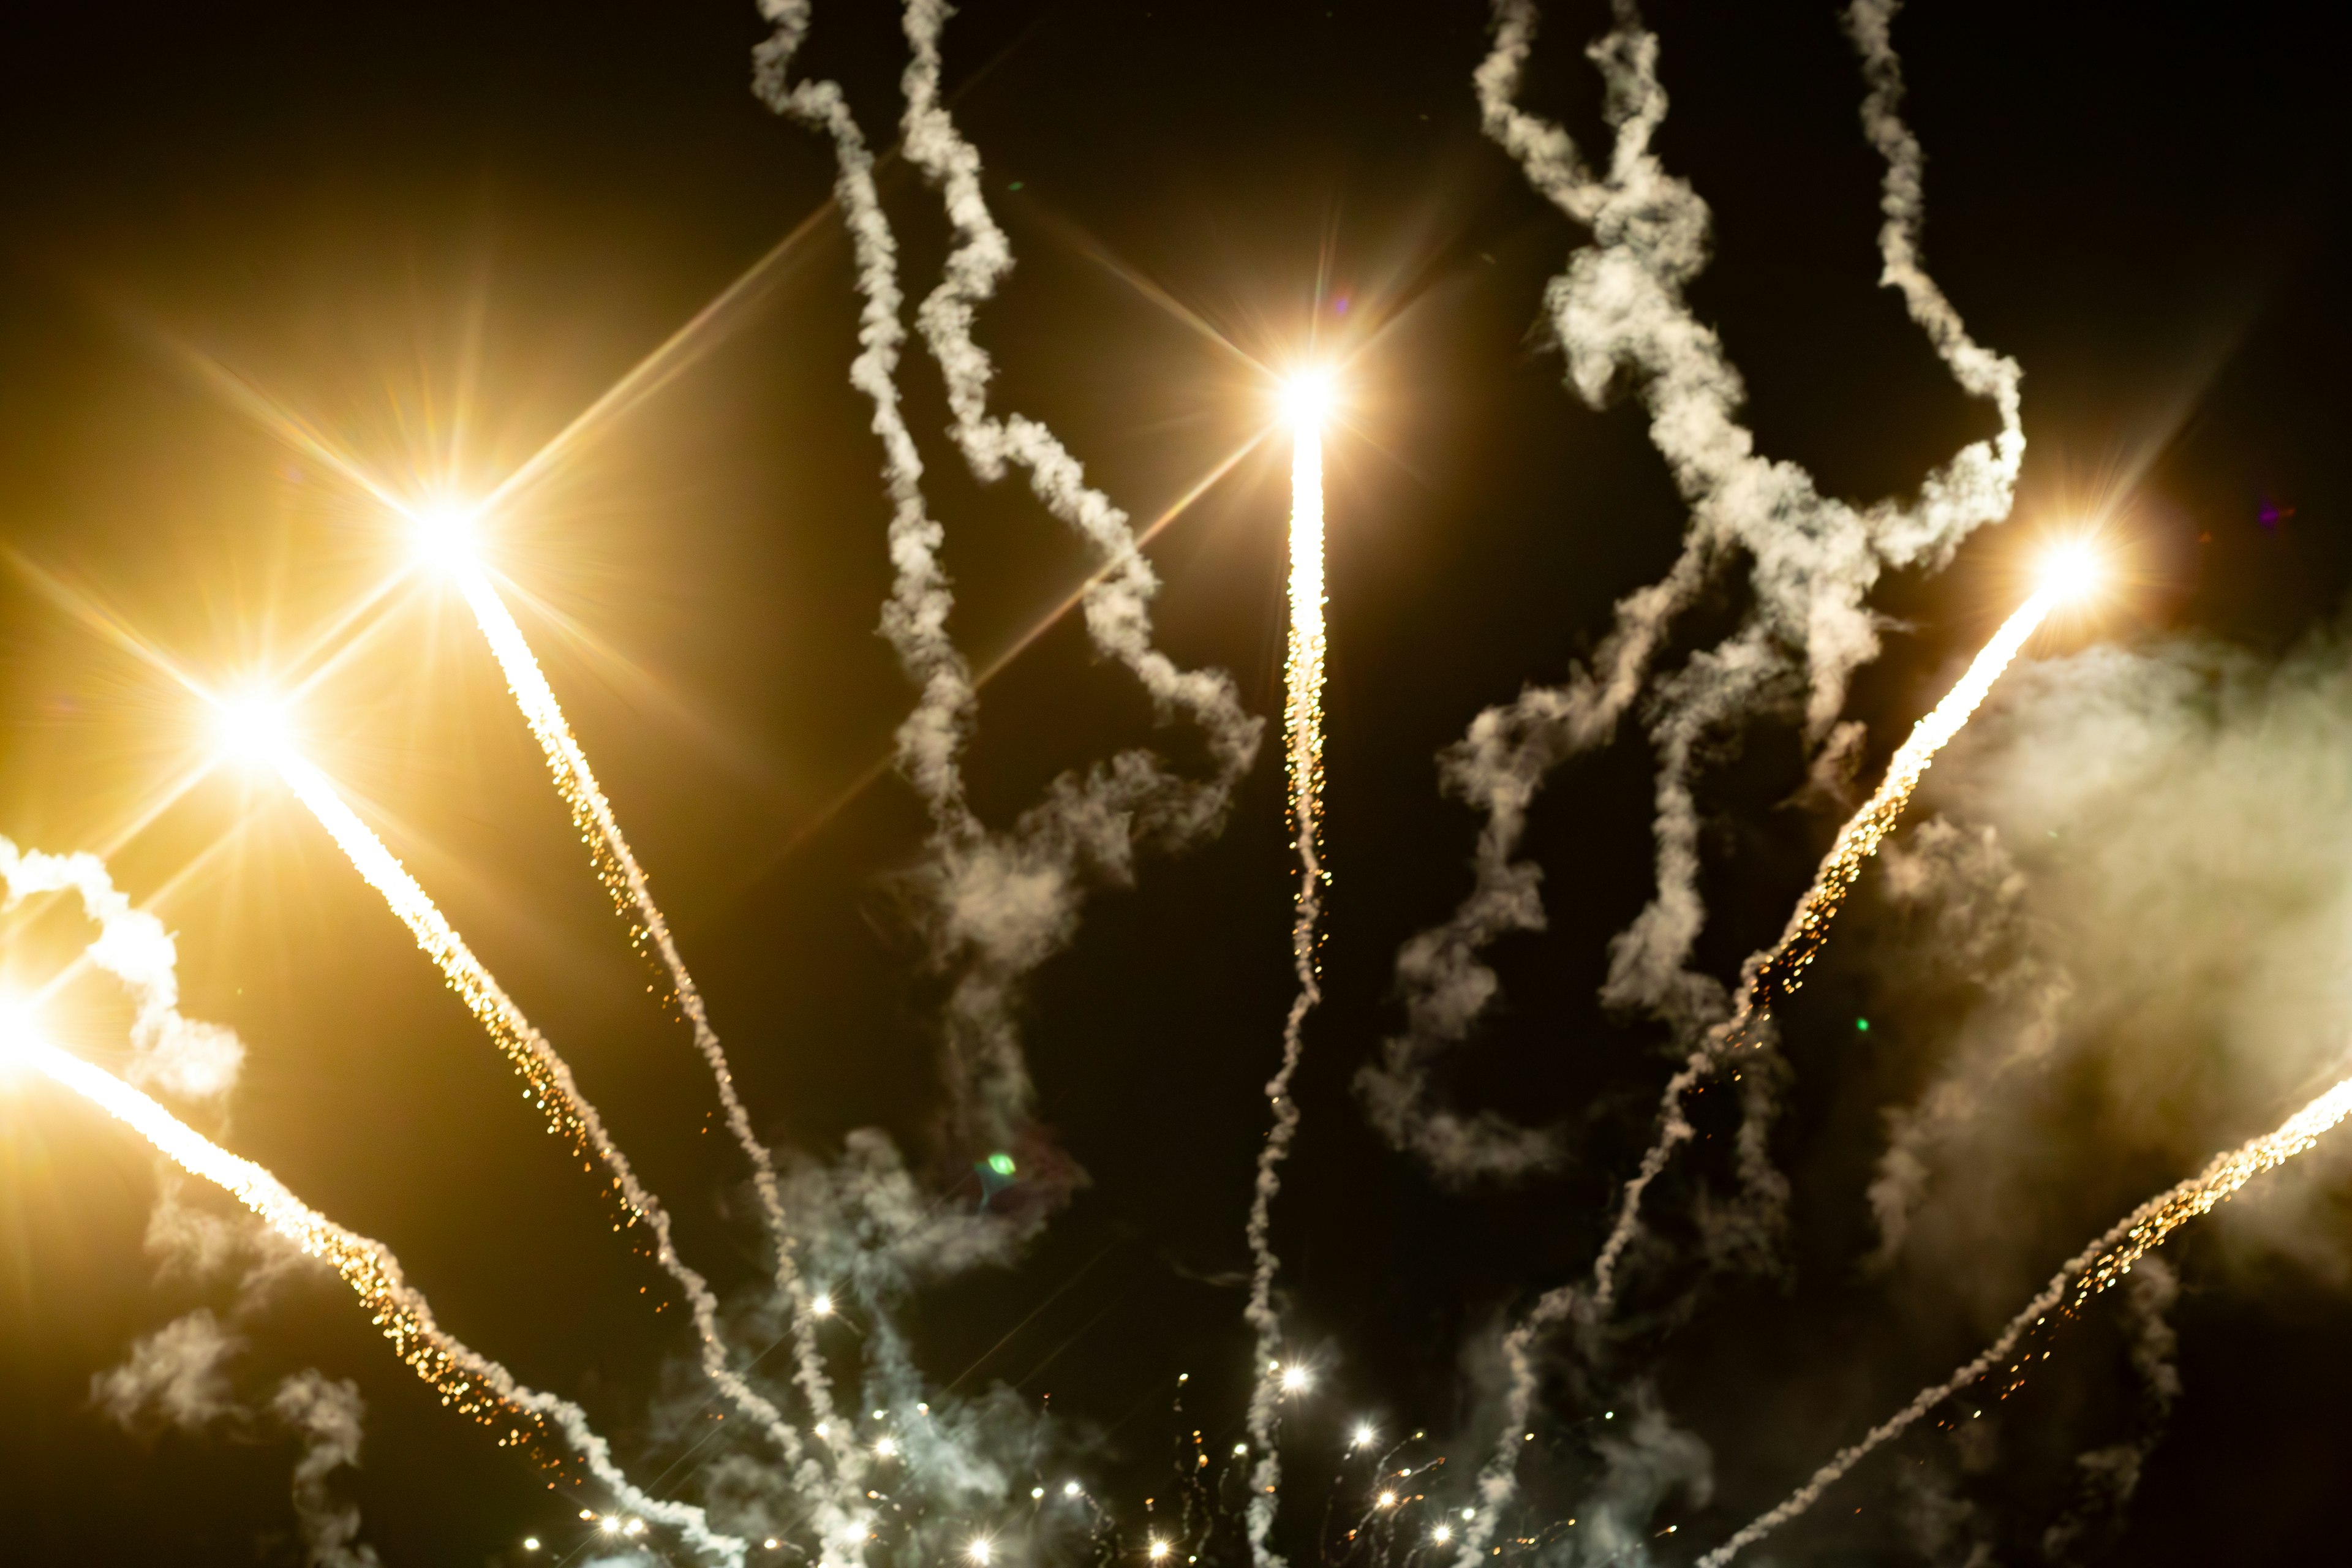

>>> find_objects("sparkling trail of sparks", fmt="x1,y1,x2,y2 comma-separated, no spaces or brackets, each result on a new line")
1457,586,2060,1568
1697,1060,2352,1566
1244,399,1327,1568
0,1027,744,1567
263,745,813,1469
1586,582,2065,1314
443,559,839,1444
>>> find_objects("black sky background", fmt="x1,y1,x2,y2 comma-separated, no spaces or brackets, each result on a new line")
1,1,2348,1563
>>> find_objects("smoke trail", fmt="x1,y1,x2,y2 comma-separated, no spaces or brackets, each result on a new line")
1453,585,2059,1567
1,1023,743,1566
258,747,814,1476
2040,1256,2179,1564
438,555,840,1454
0,835,244,1102
1240,401,1330,1568
1867,818,2075,1267
271,1370,385,1568
1698,1052,2352,1566
897,0,1263,1147
1364,0,2022,1185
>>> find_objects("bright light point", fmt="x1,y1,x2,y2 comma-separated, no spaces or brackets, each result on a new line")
766,1541,782,1552
967,1540,993,1565
2036,538,2103,601
1433,1526,1453,1544
1031,1487,1046,1500
625,1519,645,1537
1284,371,1333,428
213,695,292,766
1377,1493,1396,1509
1352,1423,1376,1448
1461,1509,1476,1521
814,1422,830,1439
1234,1444,1248,1457
410,499,483,575
600,1517,621,1534
1149,1542,1170,1561
1064,1481,1082,1498
811,1292,833,1317
1279,1364,1311,1394
523,1540,540,1553
874,1436,897,1458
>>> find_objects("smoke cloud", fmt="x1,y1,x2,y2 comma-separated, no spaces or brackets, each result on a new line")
1365,0,2022,1191
270,1370,385,1568
1428,2,2024,1556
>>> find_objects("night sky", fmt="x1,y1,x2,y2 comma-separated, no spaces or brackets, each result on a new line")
2,2,2349,1564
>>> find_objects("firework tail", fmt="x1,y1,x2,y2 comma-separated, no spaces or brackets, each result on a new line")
266,750,813,1472
1455,586,2056,1567
447,562,840,1450
1243,405,1330,1568
1698,1061,2352,1565
1,1025,744,1567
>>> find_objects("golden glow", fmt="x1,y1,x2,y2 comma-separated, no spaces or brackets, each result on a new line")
1284,371,1333,429
2035,537,2104,602
1279,1364,1311,1394
967,1540,994,1565
409,499,484,575
1148,1542,1170,1561
1377,1492,1396,1509
211,693,293,767
1352,1423,1375,1448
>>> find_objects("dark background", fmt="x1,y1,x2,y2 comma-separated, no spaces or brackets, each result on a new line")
0,1,2345,1562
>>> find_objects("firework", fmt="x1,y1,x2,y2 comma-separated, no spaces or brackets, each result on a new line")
1698,1054,2352,1566
405,505,838,1442
1244,374,1332,1568
0,1014,743,1566
1459,556,2097,1568
214,701,812,1469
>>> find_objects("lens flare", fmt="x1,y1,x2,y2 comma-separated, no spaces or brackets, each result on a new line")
409,499,483,575
211,693,292,766
2035,537,2104,602
1283,371,1333,428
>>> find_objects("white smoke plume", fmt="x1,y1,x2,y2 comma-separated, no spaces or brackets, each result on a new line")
1868,818,2074,1267
1431,2,2024,1558
270,1370,386,1568
1697,631,2352,1563
1365,0,2022,1188
1,835,245,1102
2040,1257,2180,1564
91,1308,247,1434
892,0,1262,1150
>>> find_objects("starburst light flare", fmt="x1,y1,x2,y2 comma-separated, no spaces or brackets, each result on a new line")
0,1013,744,1566
251,731,813,1470
1244,369,1332,1568
405,498,839,1447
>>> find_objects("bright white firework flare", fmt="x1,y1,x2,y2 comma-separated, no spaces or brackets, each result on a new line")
1698,1043,2352,1566
207,693,815,1472
0,1006,745,1567
1457,543,2104,1567
398,496,840,1445
1245,372,1332,1568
